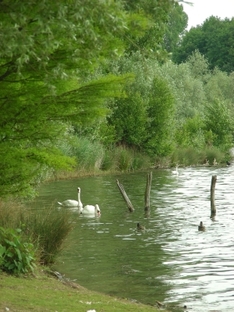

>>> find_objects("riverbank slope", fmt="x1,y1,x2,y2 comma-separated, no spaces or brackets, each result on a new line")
0,269,169,312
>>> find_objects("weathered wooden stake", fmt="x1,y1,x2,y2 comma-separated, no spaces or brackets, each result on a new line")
210,175,217,219
144,172,152,214
116,179,134,212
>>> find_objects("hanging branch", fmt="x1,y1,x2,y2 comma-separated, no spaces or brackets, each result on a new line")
210,175,217,219
116,179,134,212
144,172,152,215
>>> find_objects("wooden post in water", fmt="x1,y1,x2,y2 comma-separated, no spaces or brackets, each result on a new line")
116,179,135,212
144,172,152,215
210,175,217,219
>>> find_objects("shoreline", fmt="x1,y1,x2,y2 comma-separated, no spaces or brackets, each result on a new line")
0,268,171,312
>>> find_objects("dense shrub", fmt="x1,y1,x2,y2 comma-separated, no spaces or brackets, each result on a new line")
0,227,35,274
171,146,227,166
28,207,74,265
0,203,74,266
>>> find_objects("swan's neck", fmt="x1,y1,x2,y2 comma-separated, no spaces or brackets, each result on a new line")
77,191,82,207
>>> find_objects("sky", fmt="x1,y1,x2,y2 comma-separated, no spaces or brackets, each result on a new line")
182,0,234,29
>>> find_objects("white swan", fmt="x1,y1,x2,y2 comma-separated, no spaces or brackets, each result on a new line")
172,165,179,175
213,158,218,166
81,204,101,216
57,187,83,209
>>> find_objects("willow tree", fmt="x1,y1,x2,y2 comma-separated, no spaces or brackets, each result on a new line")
0,0,137,197
0,0,183,197
123,0,181,61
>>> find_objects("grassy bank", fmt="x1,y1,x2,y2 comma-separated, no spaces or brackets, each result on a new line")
0,204,171,312
0,269,169,312
1,141,229,312
54,139,230,182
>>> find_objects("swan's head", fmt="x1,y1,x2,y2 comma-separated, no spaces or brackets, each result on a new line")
77,187,81,193
95,204,101,216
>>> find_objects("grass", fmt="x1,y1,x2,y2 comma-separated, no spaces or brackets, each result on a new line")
170,146,228,167
0,201,169,311
0,202,170,312
0,269,169,312
0,202,74,265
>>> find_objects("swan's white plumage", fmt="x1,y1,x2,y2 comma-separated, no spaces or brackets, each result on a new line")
57,187,83,209
172,165,179,175
81,204,101,216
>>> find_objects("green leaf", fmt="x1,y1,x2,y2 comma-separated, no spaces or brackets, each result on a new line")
0,244,6,257
16,249,22,261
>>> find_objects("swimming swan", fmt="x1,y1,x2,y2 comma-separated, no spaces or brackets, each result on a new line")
172,165,179,175
57,187,83,209
81,204,101,216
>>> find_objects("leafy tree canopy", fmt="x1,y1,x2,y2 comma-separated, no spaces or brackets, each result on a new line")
0,0,189,198
163,2,188,54
173,16,234,73
123,0,187,61
204,100,234,149
105,53,175,157
0,0,140,197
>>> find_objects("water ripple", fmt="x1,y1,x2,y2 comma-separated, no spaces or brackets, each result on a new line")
35,165,234,311
156,166,234,311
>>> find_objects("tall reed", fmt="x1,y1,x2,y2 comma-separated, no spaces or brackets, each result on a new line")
171,146,226,166
101,146,151,171
0,202,74,265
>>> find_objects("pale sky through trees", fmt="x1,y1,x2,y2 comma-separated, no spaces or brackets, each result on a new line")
182,0,234,29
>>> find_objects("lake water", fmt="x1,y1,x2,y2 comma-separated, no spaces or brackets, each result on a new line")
33,165,234,311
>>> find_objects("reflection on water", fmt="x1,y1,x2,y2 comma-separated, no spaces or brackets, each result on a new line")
34,165,234,311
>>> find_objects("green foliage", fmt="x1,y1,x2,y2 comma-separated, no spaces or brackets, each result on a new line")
101,146,151,172
123,0,176,60
0,227,35,274
163,2,188,54
27,208,74,265
171,146,226,167
109,95,148,148
0,203,74,265
172,25,205,64
204,69,234,105
115,51,234,163
159,57,206,121
106,54,176,157
69,136,105,171
171,147,202,166
1,0,234,196
78,50,234,167
21,132,153,176
0,0,130,77
0,143,76,198
144,77,175,156
0,74,129,164
98,122,117,147
204,100,234,150
175,115,205,149
186,50,210,81
173,16,234,73
115,146,134,171
0,0,135,198
204,147,226,165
